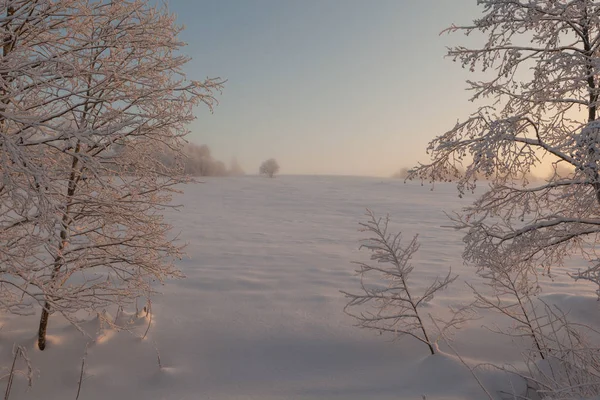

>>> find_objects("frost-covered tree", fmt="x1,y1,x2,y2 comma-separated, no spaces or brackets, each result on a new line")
155,143,233,177
410,0,600,290
341,210,457,355
0,0,222,350
184,144,215,176
259,158,279,178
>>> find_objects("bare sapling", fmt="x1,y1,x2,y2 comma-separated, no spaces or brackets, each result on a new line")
467,249,600,398
525,303,600,399
479,301,600,399
341,210,457,355
3,345,31,400
468,250,548,361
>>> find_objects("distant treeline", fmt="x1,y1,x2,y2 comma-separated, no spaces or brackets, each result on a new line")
393,164,573,182
392,166,540,182
158,143,245,177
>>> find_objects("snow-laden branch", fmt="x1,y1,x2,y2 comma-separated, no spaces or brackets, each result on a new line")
409,0,600,285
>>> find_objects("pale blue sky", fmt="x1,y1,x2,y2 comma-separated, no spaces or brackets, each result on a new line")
167,1,483,176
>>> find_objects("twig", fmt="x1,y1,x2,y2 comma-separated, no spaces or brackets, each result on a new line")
4,347,19,400
75,343,90,400
4,346,31,400
142,299,153,340
154,341,162,369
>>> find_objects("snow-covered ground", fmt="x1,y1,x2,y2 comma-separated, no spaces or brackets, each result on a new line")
1,175,598,399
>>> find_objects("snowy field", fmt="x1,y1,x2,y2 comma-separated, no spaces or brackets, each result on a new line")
1,175,598,400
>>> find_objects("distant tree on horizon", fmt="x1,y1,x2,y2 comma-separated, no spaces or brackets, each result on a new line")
260,158,280,178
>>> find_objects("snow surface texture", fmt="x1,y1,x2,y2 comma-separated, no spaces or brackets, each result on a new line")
0,176,598,399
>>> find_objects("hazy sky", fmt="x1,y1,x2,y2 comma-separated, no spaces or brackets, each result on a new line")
167,0,483,176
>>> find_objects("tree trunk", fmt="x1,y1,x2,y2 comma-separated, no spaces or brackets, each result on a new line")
36,143,82,350
38,302,50,350
581,20,600,204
